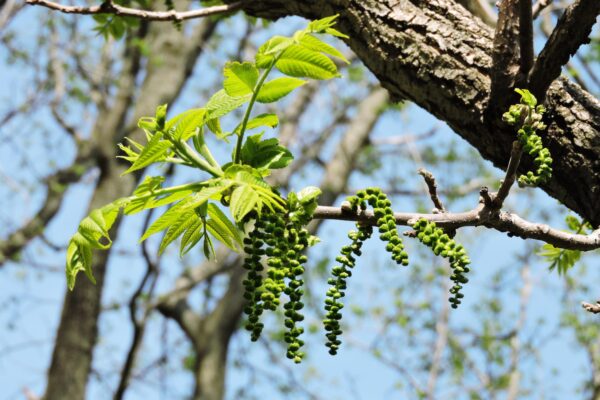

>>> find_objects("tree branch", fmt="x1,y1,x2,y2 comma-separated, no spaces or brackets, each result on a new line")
418,168,446,212
528,0,600,101
25,0,242,21
582,299,600,314
491,140,522,208
311,204,600,251
532,0,553,19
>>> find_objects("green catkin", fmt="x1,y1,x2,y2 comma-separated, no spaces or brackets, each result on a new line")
412,218,471,308
323,223,372,355
503,90,552,186
242,197,315,363
324,188,407,355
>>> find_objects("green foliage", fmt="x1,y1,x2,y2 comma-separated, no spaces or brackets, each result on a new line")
503,89,553,186
538,215,592,275
412,219,471,308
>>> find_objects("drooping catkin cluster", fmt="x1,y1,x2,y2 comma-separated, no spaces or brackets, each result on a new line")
412,218,471,308
324,223,372,355
348,188,408,266
324,188,408,355
503,89,552,186
242,190,319,363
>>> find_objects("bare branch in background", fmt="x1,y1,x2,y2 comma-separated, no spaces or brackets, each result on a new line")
25,0,242,21
532,0,554,19
582,300,600,314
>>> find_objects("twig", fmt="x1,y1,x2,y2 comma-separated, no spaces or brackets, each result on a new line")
491,141,522,208
528,0,600,101
311,203,600,251
418,168,446,212
582,300,600,314
25,0,242,22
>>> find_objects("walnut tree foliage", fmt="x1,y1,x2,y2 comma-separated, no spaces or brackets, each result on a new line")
60,14,580,364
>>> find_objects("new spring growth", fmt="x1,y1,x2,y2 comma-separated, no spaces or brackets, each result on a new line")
241,187,320,363
412,218,471,308
503,88,553,186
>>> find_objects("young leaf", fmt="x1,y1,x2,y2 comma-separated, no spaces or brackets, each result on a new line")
203,229,216,259
515,88,537,107
158,210,197,255
276,45,339,80
223,61,259,97
299,34,349,63
255,36,294,68
167,108,207,141
180,217,204,256
240,134,293,170
66,200,127,289
206,89,251,119
122,132,172,175
256,77,306,103
140,182,232,242
206,203,243,250
233,114,279,135
229,185,260,222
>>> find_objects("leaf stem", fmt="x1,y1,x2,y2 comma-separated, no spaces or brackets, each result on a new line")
233,56,280,164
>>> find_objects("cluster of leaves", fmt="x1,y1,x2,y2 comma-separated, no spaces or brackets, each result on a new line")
538,215,593,275
503,88,553,186
66,16,348,290
412,219,471,308
242,188,320,363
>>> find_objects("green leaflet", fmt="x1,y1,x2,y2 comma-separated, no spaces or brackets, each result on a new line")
140,182,232,242
168,108,207,141
121,132,172,175
206,89,251,119
256,77,306,103
276,44,339,80
180,217,204,256
230,185,260,222
538,244,582,275
225,165,285,221
233,114,279,135
66,200,126,290
255,36,294,68
515,88,537,107
299,34,349,63
158,210,197,255
206,203,243,251
240,133,293,170
223,62,259,97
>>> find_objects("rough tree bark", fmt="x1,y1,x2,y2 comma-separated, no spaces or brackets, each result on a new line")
43,16,219,400
229,0,600,226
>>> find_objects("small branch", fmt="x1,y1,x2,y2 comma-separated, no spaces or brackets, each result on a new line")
582,300,600,314
491,141,523,209
519,0,534,80
311,204,600,251
528,0,600,101
418,168,446,212
25,0,242,22
532,0,553,19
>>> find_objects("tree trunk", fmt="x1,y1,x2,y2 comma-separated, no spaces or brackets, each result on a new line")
43,17,218,400
233,0,600,226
